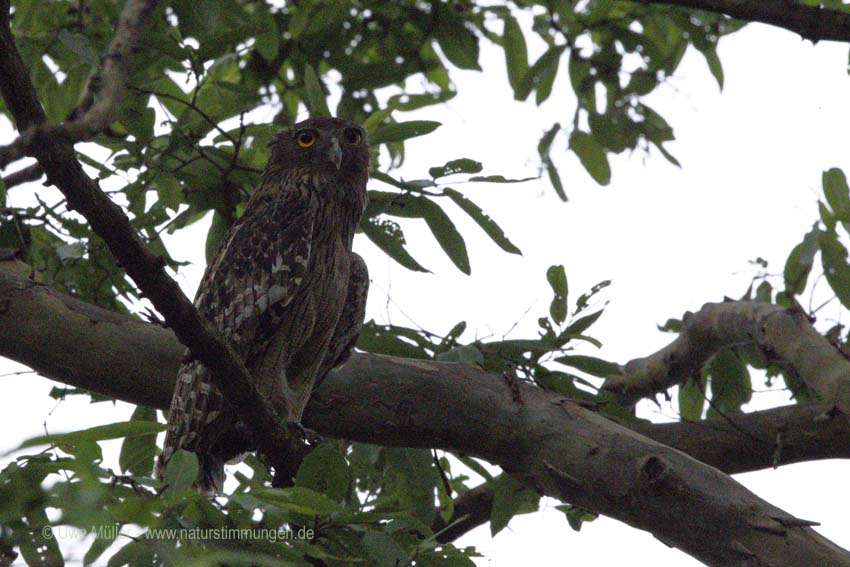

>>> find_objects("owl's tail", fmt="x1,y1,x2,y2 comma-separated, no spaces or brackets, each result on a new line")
156,357,227,495
198,454,225,495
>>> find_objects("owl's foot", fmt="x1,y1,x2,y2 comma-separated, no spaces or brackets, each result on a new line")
264,421,326,488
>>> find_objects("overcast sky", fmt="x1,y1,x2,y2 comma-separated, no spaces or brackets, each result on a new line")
1,14,850,567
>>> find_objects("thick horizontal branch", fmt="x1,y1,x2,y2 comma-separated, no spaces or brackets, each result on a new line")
1,265,848,566
0,0,297,477
640,0,850,43
437,402,850,542
602,301,850,414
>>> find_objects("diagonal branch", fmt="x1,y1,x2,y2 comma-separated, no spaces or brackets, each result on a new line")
601,301,850,413
433,400,850,542
0,0,298,480
0,0,157,169
638,0,850,43
1,264,848,565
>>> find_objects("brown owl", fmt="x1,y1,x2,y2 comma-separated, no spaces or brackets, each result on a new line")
155,117,370,493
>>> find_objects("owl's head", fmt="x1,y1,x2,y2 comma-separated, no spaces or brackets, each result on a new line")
269,117,370,185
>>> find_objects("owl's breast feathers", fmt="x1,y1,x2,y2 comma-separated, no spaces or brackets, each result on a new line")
157,168,365,491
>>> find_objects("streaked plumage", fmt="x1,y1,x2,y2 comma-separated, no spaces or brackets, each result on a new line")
156,117,369,493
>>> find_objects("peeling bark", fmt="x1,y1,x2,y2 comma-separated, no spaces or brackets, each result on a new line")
602,301,850,414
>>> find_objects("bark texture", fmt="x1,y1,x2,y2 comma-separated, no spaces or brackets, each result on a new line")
1,265,849,566
602,301,850,415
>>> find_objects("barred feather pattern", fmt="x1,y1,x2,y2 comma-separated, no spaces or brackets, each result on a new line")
315,252,369,388
155,118,369,493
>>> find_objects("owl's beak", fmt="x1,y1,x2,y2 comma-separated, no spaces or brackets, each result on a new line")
327,137,343,170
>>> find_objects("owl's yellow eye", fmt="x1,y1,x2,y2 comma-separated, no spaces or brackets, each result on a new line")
296,130,316,148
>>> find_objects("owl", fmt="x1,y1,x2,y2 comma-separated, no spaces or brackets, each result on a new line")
155,117,370,493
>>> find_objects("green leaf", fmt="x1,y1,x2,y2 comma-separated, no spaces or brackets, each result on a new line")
83,524,119,566
489,475,539,536
384,447,441,523
154,174,182,212
535,369,581,396
161,449,198,494
358,322,431,359
117,98,155,142
119,406,158,476
436,345,485,365
570,130,611,185
443,188,521,255
783,225,820,296
370,121,442,145
557,504,598,532
422,205,471,274
678,377,706,421
458,456,494,482
823,168,850,222
58,29,98,67
15,421,166,452
819,229,850,309
819,199,836,229
546,265,568,325
362,105,397,133
538,124,560,158
535,49,561,105
362,218,429,272
429,158,483,179
754,280,772,303
706,348,751,416
295,444,350,503
205,210,231,264
443,320,467,344
434,7,481,70
17,507,65,567
503,15,529,92
545,158,567,201
303,64,331,117
362,531,408,567
515,45,566,101
556,355,621,378
701,46,724,90
563,310,604,337
254,18,280,61
467,174,536,184
376,193,471,274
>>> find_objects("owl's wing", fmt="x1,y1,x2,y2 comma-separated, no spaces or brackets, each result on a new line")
314,251,369,389
157,185,316,490
198,193,315,353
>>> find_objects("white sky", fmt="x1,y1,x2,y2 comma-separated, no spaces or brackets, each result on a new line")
2,16,850,567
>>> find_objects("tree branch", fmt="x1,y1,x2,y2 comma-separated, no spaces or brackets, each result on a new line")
1,265,848,566
602,301,850,414
1,163,43,189
435,399,850,541
432,481,495,543
639,0,850,43
0,0,298,480
0,0,159,169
